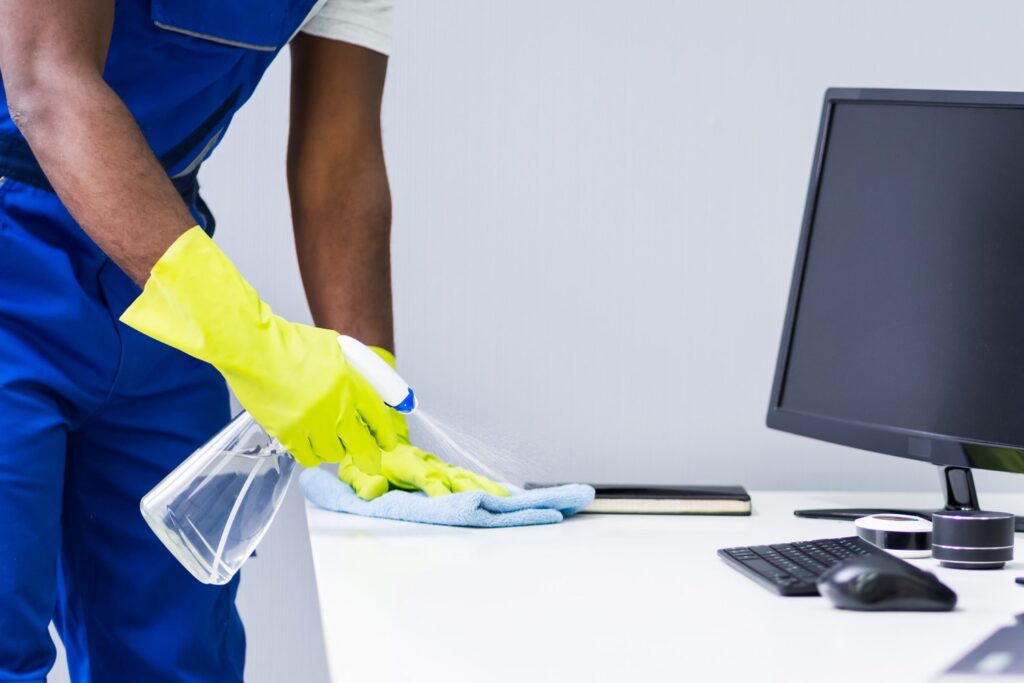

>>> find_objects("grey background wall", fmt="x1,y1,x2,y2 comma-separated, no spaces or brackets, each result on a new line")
48,1,1024,681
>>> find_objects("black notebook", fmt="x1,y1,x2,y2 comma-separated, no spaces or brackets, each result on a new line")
527,484,751,515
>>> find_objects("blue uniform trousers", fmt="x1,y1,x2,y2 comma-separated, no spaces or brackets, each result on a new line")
0,178,245,682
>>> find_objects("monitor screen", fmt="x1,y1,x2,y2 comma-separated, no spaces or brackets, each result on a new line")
777,97,1024,450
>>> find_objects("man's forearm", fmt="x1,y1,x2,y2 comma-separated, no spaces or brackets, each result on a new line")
290,162,395,351
1,0,194,285
287,34,393,350
12,75,195,284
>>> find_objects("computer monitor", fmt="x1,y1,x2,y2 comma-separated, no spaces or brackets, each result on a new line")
767,88,1024,529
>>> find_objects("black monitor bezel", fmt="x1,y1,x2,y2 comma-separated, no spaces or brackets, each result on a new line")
767,87,1024,471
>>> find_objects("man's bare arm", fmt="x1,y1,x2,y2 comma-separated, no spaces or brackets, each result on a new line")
0,0,196,284
288,34,393,350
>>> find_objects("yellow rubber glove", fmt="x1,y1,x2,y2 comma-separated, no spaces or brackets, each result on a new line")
337,347,510,500
120,227,396,470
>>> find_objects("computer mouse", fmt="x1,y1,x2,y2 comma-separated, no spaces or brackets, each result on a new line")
817,554,957,611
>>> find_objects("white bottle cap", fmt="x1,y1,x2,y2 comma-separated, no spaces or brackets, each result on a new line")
337,335,417,413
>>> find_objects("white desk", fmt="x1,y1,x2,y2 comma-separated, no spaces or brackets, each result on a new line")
306,491,1024,683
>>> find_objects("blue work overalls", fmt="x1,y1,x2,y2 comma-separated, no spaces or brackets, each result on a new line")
0,0,319,680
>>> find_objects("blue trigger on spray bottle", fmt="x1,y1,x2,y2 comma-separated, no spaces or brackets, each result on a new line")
139,335,417,586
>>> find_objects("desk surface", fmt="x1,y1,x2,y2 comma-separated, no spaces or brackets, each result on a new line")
306,491,1024,683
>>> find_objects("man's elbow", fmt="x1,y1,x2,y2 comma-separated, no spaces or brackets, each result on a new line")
4,60,102,133
7,73,64,132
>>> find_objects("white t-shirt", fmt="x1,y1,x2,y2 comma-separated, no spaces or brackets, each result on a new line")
299,0,394,56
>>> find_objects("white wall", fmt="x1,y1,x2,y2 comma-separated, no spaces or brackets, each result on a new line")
368,0,1024,496
48,1,1024,681
369,0,1024,495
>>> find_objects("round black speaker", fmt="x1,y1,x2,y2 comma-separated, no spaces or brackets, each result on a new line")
931,510,1015,570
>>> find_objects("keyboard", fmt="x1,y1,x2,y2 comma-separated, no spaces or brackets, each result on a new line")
718,536,895,596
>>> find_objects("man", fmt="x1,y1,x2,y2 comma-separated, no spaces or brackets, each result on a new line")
0,0,504,679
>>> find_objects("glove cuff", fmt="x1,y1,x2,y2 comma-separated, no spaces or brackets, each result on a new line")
120,226,285,375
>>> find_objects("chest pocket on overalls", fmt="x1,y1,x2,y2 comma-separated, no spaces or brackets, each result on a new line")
151,0,289,52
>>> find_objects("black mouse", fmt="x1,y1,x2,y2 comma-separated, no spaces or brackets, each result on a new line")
817,554,957,611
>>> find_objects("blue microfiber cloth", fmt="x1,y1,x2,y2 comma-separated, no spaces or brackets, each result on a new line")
300,468,595,528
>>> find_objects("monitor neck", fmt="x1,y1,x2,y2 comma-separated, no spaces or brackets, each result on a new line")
940,465,980,511
794,464,1024,531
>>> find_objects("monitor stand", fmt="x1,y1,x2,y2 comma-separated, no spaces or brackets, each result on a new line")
794,465,1024,532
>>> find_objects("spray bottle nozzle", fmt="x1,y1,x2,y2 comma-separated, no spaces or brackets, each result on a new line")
392,388,418,413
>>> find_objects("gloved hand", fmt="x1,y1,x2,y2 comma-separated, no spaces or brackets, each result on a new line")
120,226,397,470
338,347,510,500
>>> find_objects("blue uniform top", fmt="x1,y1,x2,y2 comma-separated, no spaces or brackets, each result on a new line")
0,0,320,191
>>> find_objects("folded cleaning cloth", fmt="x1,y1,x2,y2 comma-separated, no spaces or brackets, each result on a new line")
300,468,595,528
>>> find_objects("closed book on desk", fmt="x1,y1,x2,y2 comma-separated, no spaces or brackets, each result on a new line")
582,485,751,515
525,484,751,515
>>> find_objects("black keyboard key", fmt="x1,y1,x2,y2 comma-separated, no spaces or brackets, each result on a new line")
743,558,791,579
778,553,829,572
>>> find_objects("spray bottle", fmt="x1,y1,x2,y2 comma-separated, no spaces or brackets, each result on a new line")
140,336,416,585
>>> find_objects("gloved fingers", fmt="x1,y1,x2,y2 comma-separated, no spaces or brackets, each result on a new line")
416,451,444,466
286,435,320,468
447,468,510,497
380,447,453,496
446,469,481,493
408,445,510,496
338,457,390,500
419,475,454,497
338,411,382,475
403,444,507,497
352,375,399,452
376,449,417,490
389,409,412,445
308,428,345,465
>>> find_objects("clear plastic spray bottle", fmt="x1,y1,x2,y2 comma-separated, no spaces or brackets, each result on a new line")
140,336,417,585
